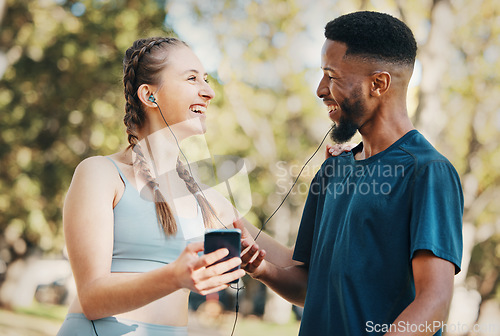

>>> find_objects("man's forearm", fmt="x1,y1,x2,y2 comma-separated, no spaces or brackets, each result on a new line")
383,294,451,336
253,261,308,307
243,220,296,268
384,251,454,336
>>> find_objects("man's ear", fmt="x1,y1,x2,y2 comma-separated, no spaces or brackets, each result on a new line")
137,84,157,107
370,71,391,97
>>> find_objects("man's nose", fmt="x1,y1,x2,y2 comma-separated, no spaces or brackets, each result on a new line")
316,76,329,98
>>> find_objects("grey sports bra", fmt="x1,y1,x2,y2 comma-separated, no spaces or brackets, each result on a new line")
106,157,205,273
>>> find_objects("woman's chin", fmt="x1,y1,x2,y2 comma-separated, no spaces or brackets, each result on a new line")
179,117,207,137
192,124,207,136
190,117,206,135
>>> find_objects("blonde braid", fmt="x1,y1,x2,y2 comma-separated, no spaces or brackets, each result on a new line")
131,142,177,235
123,38,183,235
176,159,217,229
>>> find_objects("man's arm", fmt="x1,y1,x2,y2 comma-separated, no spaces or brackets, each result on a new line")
239,218,298,268
242,242,308,307
253,261,308,307
385,250,455,336
234,220,309,306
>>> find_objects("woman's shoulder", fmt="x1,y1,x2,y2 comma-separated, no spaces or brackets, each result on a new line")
72,155,121,185
75,155,114,173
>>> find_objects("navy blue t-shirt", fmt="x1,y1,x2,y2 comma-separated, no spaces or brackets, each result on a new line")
293,130,463,336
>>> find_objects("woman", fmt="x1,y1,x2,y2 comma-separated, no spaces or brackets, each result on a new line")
57,37,247,336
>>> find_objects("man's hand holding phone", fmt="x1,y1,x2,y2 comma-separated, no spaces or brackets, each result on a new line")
233,219,267,279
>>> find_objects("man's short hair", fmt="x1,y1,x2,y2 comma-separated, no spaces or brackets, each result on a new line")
325,11,417,66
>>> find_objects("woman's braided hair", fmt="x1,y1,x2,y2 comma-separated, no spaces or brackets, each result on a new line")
123,37,217,235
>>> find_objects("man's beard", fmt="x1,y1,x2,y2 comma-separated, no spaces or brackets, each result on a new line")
330,116,358,143
329,88,364,144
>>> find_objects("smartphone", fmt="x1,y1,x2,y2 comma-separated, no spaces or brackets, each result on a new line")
204,228,241,284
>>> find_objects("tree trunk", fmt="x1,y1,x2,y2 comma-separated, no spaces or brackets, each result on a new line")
0,0,5,26
0,0,7,79
413,0,454,144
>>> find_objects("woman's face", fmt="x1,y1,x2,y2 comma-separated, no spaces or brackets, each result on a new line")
152,45,215,136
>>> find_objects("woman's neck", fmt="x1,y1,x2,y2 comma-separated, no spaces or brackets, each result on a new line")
136,126,182,176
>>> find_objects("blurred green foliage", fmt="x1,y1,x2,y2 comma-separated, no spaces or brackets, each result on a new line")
0,0,170,260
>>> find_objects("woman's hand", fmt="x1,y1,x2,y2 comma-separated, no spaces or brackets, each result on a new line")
325,143,357,159
172,242,245,295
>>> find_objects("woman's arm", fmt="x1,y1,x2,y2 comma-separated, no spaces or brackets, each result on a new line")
64,157,243,320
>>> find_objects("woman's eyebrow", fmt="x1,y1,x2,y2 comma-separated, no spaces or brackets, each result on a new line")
182,69,208,77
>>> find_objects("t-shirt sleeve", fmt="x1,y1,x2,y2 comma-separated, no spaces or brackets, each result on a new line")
409,160,464,274
293,172,322,266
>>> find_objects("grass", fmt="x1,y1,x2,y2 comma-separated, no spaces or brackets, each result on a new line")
13,301,67,322
233,316,300,336
2,303,300,336
0,306,63,336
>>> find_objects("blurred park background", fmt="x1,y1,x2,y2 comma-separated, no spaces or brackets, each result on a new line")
0,0,499,335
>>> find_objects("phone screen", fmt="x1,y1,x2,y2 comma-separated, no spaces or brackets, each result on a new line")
204,229,241,284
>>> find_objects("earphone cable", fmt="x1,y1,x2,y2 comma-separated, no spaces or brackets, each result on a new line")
254,124,333,240
229,282,244,336
155,100,333,237
154,101,228,229
91,320,98,335
153,100,333,336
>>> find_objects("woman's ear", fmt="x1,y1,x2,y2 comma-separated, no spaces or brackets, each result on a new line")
137,84,157,107
370,71,391,97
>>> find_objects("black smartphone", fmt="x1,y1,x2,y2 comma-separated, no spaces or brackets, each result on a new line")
204,228,241,284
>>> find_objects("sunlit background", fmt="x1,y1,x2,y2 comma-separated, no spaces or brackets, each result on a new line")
0,0,499,335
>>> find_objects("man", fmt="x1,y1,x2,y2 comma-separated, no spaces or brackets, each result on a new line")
239,11,463,336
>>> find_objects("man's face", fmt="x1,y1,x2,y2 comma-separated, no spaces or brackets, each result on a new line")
316,40,370,143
